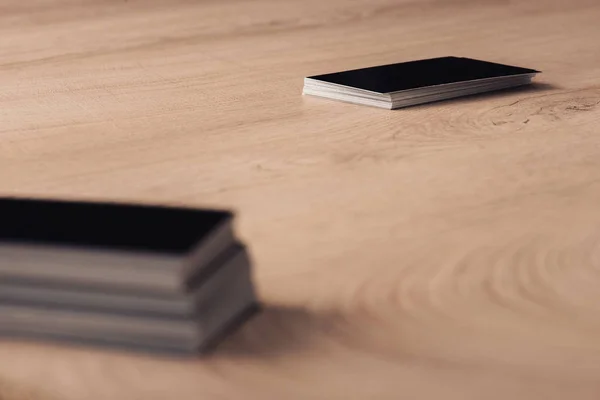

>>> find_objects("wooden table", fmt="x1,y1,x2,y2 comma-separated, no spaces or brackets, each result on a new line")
2,0,600,399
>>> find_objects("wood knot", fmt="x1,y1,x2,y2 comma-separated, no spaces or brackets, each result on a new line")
482,89,600,129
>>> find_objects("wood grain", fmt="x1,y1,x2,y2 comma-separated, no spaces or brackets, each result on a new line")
2,0,600,398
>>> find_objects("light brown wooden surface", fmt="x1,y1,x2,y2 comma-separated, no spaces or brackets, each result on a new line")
2,0,600,398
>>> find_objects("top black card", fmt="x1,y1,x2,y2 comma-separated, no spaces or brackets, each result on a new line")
307,57,540,94
0,197,232,254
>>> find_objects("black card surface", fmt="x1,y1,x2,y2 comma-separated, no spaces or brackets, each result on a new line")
0,197,232,254
307,57,540,94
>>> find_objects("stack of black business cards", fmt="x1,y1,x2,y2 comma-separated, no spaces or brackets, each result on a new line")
0,197,259,354
303,56,540,109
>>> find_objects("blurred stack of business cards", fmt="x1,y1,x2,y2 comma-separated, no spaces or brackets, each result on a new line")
0,197,258,354
303,56,540,109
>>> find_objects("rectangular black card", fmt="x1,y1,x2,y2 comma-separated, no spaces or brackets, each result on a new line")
0,197,232,255
307,56,540,94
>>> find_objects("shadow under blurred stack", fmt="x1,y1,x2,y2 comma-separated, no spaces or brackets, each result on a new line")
0,197,259,354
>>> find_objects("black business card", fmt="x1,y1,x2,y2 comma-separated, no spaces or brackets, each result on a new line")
0,197,232,254
307,56,540,94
